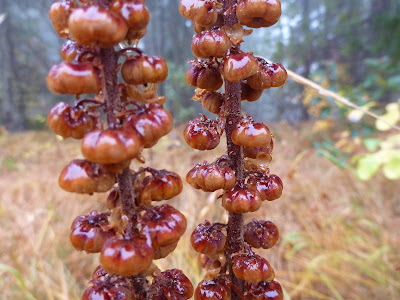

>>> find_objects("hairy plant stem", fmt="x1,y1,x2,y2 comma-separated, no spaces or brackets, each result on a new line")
99,47,146,298
223,0,245,298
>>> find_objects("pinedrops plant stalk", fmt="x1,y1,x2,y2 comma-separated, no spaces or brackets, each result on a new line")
47,0,194,299
180,0,287,299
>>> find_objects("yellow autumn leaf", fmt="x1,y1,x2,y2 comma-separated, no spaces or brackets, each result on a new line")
376,102,400,131
312,119,334,132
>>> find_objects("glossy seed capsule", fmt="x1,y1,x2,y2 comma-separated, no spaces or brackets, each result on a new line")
246,280,284,300
68,6,128,47
248,173,283,201
70,211,115,253
220,52,258,82
222,185,262,214
122,55,168,85
244,220,279,249
58,159,115,194
140,204,187,248
179,0,218,27
100,236,154,276
232,253,275,283
47,62,101,95
194,276,231,300
183,117,221,150
231,119,271,148
186,63,223,91
236,0,282,28
192,28,231,58
81,129,143,164
191,221,227,255
150,269,194,300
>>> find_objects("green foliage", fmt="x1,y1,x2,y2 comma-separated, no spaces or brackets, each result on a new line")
353,103,400,180
28,114,47,130
164,62,197,124
314,141,352,170
362,58,400,101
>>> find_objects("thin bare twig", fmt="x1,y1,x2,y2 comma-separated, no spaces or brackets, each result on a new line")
262,57,400,131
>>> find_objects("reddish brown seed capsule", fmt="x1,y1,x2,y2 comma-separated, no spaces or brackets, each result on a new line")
222,185,262,213
126,27,147,40
220,52,258,82
247,173,283,201
70,211,115,253
247,65,272,90
191,221,227,255
47,102,101,139
81,129,143,164
193,14,224,33
100,236,154,276
192,28,231,58
47,62,101,95
194,276,231,300
248,59,287,90
241,82,264,102
153,242,178,260
140,204,187,248
232,119,271,148
232,253,275,283
183,117,221,150
60,40,86,63
246,281,284,300
194,163,236,192
123,104,173,148
244,220,279,249
269,63,288,87
122,55,168,85
186,165,202,189
185,63,223,91
82,284,135,300
68,6,128,47
91,265,108,280
138,170,183,202
201,91,224,114
59,159,115,194
111,0,150,31
236,0,282,28
179,0,218,27
149,269,194,300
49,0,77,38
243,140,274,159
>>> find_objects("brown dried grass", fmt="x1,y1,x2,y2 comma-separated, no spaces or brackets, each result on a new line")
0,125,399,299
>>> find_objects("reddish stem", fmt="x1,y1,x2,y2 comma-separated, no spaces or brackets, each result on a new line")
223,0,245,298
99,44,146,299
99,48,138,233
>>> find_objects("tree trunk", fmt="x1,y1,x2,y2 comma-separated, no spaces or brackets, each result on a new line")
0,0,26,131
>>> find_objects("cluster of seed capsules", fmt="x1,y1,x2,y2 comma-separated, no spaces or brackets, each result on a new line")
180,0,287,299
47,0,194,299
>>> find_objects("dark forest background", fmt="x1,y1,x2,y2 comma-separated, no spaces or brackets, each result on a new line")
0,0,399,131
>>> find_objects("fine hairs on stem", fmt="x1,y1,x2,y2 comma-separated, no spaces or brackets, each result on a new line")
181,0,286,299
47,0,193,299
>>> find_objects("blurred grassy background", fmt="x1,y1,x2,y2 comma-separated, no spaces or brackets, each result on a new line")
0,125,399,299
